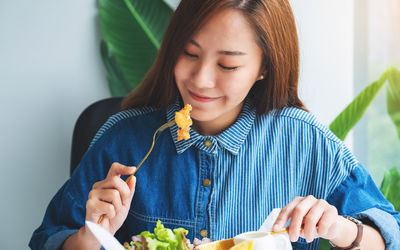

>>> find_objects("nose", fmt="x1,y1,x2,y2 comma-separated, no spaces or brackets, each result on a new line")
190,60,215,89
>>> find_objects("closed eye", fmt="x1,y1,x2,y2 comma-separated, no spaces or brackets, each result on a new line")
183,50,238,71
219,64,239,71
183,50,198,58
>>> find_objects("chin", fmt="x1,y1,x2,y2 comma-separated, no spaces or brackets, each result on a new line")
190,109,220,123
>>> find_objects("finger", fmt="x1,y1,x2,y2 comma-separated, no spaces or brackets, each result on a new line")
325,219,340,240
100,189,123,212
273,196,304,231
88,189,123,213
107,163,136,178
126,175,137,200
86,198,116,222
317,206,339,239
101,176,132,205
288,195,317,242
303,199,326,242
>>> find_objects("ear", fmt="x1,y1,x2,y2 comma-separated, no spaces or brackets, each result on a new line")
258,70,266,80
257,69,267,80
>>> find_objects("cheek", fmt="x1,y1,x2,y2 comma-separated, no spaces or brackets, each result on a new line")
174,57,191,82
221,73,256,98
174,59,185,90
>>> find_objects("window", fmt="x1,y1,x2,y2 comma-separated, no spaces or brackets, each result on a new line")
353,0,400,184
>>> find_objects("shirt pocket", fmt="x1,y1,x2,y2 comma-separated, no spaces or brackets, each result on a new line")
124,209,197,241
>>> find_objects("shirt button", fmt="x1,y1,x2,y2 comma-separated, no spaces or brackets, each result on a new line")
203,179,211,187
200,229,208,237
204,139,212,147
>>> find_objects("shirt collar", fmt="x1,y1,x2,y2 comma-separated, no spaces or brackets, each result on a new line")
167,98,256,155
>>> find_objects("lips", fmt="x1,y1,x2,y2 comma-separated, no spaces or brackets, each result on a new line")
189,91,220,102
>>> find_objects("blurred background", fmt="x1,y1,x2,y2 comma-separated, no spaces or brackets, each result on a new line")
0,0,399,249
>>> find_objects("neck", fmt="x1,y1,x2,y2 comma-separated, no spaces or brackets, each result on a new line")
192,102,244,136
192,120,226,136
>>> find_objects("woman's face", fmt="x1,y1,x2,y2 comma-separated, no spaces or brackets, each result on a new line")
174,8,264,135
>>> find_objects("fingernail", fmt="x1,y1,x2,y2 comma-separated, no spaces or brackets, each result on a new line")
289,232,299,242
126,175,133,183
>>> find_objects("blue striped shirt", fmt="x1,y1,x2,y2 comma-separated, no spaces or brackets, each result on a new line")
30,98,400,250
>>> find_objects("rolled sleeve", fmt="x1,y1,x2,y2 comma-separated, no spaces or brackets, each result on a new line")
29,181,87,249
327,162,400,249
43,229,78,250
29,132,113,249
354,207,400,249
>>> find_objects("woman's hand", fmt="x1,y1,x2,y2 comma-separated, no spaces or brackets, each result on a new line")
85,162,137,235
62,163,136,250
272,195,341,243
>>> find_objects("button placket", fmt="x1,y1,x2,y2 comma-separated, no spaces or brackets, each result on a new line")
207,153,218,240
202,179,211,187
196,151,213,239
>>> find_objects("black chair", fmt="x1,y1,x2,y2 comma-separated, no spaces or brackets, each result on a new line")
70,97,123,176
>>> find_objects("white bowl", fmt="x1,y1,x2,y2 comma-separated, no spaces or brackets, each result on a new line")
233,231,292,250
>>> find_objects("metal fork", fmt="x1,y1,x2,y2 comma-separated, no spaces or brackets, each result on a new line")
97,120,176,224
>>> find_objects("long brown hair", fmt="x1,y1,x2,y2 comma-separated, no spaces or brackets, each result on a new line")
122,0,306,114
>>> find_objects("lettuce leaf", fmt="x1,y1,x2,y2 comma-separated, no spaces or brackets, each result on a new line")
125,220,192,250
174,228,190,250
154,220,178,246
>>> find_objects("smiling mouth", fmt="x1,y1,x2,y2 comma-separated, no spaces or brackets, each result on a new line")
189,91,220,102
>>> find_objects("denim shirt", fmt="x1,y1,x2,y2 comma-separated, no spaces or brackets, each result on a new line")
30,99,400,250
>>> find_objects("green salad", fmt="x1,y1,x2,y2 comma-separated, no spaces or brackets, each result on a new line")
124,220,193,250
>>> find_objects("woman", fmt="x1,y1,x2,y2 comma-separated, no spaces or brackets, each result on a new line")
30,0,400,249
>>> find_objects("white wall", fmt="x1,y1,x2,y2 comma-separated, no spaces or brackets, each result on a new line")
0,1,109,249
290,1,354,133
0,1,355,249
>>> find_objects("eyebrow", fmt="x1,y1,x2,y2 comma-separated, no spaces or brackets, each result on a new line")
189,39,247,56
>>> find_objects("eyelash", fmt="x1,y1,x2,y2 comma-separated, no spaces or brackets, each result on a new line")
183,50,198,58
183,50,239,71
219,64,239,71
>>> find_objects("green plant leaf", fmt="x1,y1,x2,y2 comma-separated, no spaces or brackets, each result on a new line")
329,70,389,140
99,0,174,96
386,67,400,140
380,167,400,211
100,40,132,97
318,238,331,250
